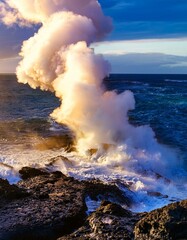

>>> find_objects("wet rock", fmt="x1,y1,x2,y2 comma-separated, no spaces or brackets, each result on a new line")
84,179,131,207
59,201,142,240
46,156,73,173
19,167,47,180
0,169,87,240
0,167,132,240
134,199,187,240
1,166,186,240
0,178,29,203
47,156,72,167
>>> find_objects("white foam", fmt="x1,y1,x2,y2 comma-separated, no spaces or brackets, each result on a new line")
164,79,187,83
0,143,187,212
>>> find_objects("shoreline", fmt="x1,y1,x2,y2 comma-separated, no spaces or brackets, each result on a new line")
0,165,186,240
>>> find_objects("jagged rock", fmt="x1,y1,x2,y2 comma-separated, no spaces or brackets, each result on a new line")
58,201,142,240
84,179,131,207
46,156,72,167
1,166,186,240
0,169,87,240
19,167,47,180
0,178,29,203
0,167,131,240
45,156,74,174
134,199,187,240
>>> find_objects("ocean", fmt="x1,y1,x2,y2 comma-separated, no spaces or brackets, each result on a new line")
0,73,187,212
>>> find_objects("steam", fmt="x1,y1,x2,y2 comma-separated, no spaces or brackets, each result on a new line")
0,0,179,172
2,4,187,211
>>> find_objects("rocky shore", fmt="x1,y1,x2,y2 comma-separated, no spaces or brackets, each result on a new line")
0,165,186,240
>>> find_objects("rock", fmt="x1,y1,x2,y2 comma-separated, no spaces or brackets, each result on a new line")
19,167,48,180
84,179,131,207
58,201,142,240
1,166,186,240
0,169,87,240
0,178,29,203
45,156,73,173
0,167,132,240
47,156,72,167
134,199,187,240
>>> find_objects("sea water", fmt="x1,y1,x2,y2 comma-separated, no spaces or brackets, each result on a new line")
0,74,187,212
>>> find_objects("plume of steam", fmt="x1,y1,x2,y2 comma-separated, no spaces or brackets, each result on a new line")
0,0,171,160
0,0,29,26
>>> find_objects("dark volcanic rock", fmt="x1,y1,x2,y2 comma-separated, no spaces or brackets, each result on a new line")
1,166,187,240
19,167,47,179
84,179,131,207
0,178,29,203
59,201,142,240
134,199,187,240
0,169,87,240
0,167,131,240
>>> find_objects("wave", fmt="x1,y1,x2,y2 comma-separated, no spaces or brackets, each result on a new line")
164,79,187,83
1,140,187,213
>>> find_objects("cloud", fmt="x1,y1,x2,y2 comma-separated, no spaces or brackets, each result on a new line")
101,0,187,22
104,53,187,74
100,0,187,40
94,38,187,57
109,21,187,41
164,61,187,68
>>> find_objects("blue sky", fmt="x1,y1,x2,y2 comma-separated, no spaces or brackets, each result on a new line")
0,0,187,73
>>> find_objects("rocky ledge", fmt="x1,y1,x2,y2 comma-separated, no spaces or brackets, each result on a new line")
0,167,130,240
58,200,143,240
134,199,187,240
0,167,186,240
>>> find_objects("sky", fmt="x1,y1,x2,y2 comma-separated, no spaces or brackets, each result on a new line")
0,0,187,73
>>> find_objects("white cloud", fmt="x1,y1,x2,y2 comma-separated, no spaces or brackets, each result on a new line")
164,61,187,68
103,53,187,74
93,38,187,57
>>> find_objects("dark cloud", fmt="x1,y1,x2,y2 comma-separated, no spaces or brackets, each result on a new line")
110,21,187,40
100,0,187,40
101,0,187,22
105,53,187,74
